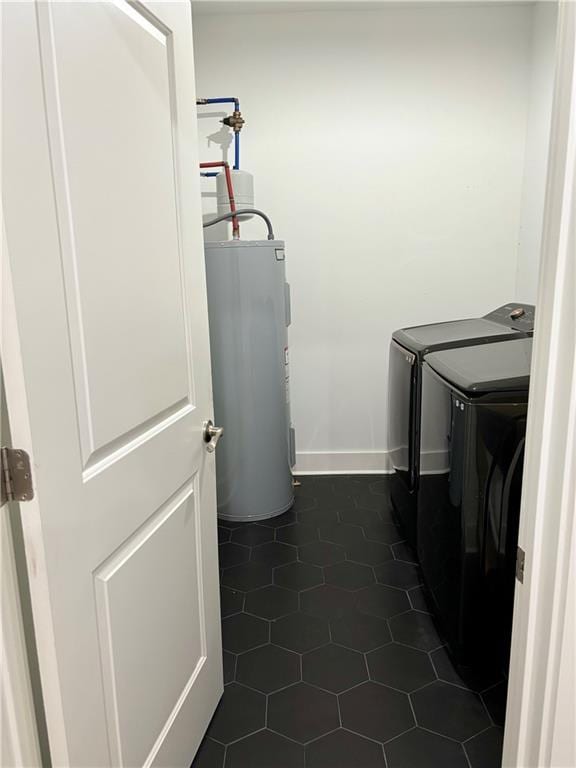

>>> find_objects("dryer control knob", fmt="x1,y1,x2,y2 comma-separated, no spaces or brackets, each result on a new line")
510,307,525,320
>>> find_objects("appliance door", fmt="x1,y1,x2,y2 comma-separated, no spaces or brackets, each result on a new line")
388,340,417,490
417,366,458,643
481,409,527,672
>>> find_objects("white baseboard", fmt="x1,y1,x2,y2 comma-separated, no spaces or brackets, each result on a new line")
294,451,393,475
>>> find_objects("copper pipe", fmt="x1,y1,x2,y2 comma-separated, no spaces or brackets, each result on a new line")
199,161,240,239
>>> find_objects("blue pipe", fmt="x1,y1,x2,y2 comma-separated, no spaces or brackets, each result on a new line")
201,172,219,177
197,97,241,169
234,132,240,170
201,97,240,111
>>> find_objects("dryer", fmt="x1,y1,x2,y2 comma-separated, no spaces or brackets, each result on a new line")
388,303,534,550
418,338,532,671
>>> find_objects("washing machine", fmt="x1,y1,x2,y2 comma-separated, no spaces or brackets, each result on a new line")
417,337,532,671
388,303,534,550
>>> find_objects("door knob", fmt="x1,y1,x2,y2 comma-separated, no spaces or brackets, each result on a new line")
203,420,223,453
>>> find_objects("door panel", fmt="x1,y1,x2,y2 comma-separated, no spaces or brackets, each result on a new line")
44,1,192,460
2,2,222,765
94,481,203,768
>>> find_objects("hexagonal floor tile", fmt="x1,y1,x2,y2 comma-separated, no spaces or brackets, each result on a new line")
268,683,339,744
298,507,340,526
274,561,323,591
221,562,272,592
363,522,404,545
218,518,246,530
206,683,265,744
339,507,382,527
369,479,391,496
271,612,330,653
245,585,298,620
291,494,317,514
225,730,305,768
408,586,430,612
192,737,225,768
379,508,396,526
223,651,236,685
261,509,298,528
218,527,231,544
221,613,268,654
219,543,250,569
276,523,319,546
231,524,274,547
345,539,393,566
464,726,504,768
299,541,346,567
331,476,369,496
324,561,374,591
389,611,442,651
354,584,410,619
302,643,367,693
236,644,300,693
352,491,391,514
251,541,297,567
482,681,507,726
330,610,391,652
308,489,355,513
300,585,356,619
392,541,418,564
295,476,332,497
412,681,491,741
385,728,469,768
374,560,422,589
430,646,503,693
306,729,386,768
220,586,244,618
367,643,435,692
340,682,414,743
318,522,365,546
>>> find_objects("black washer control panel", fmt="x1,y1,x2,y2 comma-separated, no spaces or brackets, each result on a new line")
483,303,535,332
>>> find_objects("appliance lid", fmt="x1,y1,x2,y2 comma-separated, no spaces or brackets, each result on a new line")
425,338,533,395
482,303,535,332
393,318,520,354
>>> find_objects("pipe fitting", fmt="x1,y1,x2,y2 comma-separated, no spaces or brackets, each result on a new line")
222,110,245,133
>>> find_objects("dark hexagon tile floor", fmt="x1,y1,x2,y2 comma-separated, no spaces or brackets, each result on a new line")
236,643,300,693
274,561,323,591
194,475,504,768
306,729,385,768
330,610,392,652
268,682,339,744
302,643,367,693
385,727,469,768
340,681,414,742
245,584,298,620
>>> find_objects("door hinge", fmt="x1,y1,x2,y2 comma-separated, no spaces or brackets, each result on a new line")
516,546,526,583
1,447,34,504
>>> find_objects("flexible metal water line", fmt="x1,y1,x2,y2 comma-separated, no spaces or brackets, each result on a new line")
203,209,275,241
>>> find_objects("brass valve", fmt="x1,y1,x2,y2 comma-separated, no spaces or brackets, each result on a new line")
221,110,245,133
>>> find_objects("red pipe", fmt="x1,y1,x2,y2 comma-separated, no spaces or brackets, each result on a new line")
199,161,239,239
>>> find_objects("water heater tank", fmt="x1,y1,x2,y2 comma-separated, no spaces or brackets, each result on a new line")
204,239,295,522
216,169,254,221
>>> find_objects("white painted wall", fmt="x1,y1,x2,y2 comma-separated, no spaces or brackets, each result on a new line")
516,2,558,304
193,4,550,473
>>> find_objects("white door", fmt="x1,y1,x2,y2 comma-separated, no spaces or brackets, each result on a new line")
1,2,223,766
